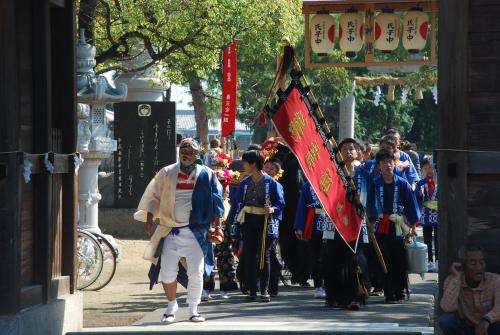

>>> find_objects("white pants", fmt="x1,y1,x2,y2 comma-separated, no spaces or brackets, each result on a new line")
159,228,204,305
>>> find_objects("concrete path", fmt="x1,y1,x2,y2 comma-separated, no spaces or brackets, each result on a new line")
74,273,437,334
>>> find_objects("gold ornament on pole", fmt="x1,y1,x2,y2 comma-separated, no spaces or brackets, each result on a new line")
387,84,396,101
416,87,424,100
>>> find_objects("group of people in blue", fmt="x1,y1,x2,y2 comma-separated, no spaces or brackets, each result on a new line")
198,128,438,310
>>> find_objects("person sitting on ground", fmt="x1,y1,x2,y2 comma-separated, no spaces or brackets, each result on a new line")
439,244,500,335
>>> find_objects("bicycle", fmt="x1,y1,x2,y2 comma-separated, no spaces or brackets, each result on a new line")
77,229,118,290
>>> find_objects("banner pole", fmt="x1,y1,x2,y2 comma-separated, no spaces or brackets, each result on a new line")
290,56,388,274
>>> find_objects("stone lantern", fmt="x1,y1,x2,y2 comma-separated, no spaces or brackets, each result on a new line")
76,31,127,244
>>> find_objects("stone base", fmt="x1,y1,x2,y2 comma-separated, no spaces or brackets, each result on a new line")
99,208,146,239
0,293,83,335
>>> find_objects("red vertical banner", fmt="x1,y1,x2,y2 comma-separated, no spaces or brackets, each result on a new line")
272,88,362,250
221,40,237,137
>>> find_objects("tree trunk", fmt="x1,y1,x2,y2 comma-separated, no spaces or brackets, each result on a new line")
188,73,209,146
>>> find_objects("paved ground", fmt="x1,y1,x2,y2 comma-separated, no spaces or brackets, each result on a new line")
134,273,437,327
82,237,438,333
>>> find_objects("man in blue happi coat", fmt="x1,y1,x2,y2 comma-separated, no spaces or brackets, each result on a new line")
227,150,285,302
366,148,420,304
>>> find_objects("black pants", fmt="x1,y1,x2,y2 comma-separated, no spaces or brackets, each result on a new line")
356,243,371,289
236,253,248,294
203,273,215,291
376,234,407,301
364,242,384,291
278,214,297,273
268,240,282,295
242,214,273,296
279,212,310,284
324,238,361,306
309,234,324,288
423,225,438,261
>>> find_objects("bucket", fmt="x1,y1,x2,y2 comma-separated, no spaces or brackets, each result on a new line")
405,239,428,276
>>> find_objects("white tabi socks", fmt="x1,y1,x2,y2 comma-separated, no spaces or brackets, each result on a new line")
161,300,178,323
188,303,205,322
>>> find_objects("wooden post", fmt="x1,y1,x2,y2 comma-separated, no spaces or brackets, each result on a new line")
437,0,469,294
430,9,437,65
0,0,20,153
364,3,375,63
32,0,53,303
52,0,78,293
304,14,311,68
0,153,23,314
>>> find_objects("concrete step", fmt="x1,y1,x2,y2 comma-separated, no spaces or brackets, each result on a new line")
69,321,434,334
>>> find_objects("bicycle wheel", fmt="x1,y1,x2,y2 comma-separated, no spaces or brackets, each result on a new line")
77,230,104,290
86,233,117,291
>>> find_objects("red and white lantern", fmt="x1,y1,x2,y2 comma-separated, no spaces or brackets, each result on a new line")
339,12,364,57
402,11,429,52
375,12,400,52
310,14,335,54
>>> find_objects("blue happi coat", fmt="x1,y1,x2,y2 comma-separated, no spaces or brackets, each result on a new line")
354,166,370,244
363,155,419,185
189,167,225,263
415,177,438,227
226,175,285,239
366,174,420,240
398,151,420,184
362,159,406,181
294,182,335,238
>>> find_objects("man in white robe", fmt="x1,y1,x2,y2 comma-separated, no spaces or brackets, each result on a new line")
134,138,224,323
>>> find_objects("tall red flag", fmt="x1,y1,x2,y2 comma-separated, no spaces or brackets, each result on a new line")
221,40,237,137
271,87,362,251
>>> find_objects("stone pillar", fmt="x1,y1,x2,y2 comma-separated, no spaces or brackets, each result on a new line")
339,82,356,140
76,31,127,243
77,152,107,233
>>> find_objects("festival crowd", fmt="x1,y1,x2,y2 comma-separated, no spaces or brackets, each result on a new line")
133,129,442,323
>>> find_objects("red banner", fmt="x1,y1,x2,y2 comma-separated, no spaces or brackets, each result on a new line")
221,40,237,137
272,88,362,249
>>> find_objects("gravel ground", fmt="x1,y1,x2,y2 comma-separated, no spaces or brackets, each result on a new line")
82,239,186,327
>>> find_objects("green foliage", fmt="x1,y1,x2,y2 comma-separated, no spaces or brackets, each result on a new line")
202,0,302,128
353,84,437,150
406,90,438,151
354,85,415,143
80,0,301,81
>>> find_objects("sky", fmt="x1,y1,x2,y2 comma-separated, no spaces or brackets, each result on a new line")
170,84,193,110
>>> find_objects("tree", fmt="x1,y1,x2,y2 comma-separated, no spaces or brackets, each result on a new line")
77,0,302,144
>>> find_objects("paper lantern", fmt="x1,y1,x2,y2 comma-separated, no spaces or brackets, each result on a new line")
402,11,429,53
375,12,400,52
310,14,335,54
339,12,364,58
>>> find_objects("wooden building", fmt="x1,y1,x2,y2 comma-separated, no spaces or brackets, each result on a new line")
0,0,81,334
438,0,500,281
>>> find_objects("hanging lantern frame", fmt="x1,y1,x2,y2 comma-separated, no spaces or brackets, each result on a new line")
303,0,438,68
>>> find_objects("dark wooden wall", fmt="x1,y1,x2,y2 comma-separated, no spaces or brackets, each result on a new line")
438,0,500,289
0,0,76,314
